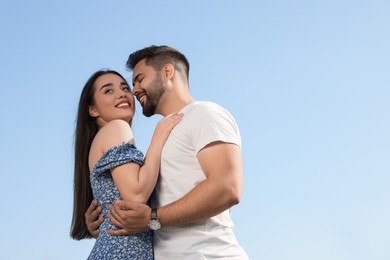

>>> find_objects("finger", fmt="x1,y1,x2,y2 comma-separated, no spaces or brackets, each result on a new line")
107,212,125,229
110,203,131,226
160,114,183,127
85,200,101,221
91,228,100,238
89,216,104,231
113,202,132,223
86,199,98,214
165,112,179,118
170,113,184,120
107,228,132,236
89,206,102,222
166,113,183,120
88,216,103,238
108,205,123,225
166,116,183,129
114,200,136,211
161,112,181,123
170,115,183,127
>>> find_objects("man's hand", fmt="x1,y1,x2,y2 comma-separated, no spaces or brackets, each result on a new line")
85,200,103,238
108,200,151,235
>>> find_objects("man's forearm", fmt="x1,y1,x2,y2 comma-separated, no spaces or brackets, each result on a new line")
157,176,241,227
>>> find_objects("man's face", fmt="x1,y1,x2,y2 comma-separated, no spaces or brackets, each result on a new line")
132,59,166,117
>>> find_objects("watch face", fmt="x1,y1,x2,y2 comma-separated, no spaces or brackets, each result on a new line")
149,219,161,230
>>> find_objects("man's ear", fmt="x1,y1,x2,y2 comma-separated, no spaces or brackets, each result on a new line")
89,106,99,117
163,63,175,80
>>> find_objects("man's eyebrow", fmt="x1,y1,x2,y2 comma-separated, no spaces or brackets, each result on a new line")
132,73,142,86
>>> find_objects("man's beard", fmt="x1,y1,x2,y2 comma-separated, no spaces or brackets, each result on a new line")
142,74,166,117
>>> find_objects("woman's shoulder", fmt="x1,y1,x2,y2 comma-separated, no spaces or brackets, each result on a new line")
95,120,134,150
100,119,131,134
103,119,131,132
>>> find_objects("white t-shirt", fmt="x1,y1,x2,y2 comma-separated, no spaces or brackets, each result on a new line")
151,101,248,259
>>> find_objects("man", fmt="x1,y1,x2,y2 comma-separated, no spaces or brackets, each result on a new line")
85,45,248,259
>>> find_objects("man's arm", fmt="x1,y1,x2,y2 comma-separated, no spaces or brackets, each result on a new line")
159,141,243,226
108,141,243,235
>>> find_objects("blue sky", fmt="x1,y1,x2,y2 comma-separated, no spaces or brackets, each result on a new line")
0,0,389,259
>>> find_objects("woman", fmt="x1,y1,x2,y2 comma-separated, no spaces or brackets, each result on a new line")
70,69,182,259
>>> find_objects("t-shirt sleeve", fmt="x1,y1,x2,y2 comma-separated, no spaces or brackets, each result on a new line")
189,103,241,154
93,141,144,176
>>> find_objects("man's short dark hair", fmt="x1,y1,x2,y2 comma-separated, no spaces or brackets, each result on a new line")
127,45,190,82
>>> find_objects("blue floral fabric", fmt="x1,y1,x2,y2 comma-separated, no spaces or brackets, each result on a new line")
88,141,153,260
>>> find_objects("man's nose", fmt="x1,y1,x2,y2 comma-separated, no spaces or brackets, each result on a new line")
132,86,139,96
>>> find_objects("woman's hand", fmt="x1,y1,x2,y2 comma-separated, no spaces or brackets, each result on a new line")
151,112,183,146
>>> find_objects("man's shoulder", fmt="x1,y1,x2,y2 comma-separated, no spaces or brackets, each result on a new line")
188,101,227,114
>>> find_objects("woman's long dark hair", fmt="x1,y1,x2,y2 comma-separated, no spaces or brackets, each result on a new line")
70,69,132,240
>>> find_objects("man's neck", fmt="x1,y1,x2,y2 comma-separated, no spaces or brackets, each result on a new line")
157,92,195,116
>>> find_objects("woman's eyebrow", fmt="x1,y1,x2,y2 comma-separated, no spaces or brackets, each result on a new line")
99,83,113,91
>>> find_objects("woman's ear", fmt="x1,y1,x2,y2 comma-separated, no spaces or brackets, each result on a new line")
89,106,99,117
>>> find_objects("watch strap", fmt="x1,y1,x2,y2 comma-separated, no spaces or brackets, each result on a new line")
151,208,158,220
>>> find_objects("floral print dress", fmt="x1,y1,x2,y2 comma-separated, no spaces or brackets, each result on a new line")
88,141,153,260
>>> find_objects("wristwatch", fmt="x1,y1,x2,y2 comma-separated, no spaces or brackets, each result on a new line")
148,208,161,231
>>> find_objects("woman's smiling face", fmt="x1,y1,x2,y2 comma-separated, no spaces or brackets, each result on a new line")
89,73,135,128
